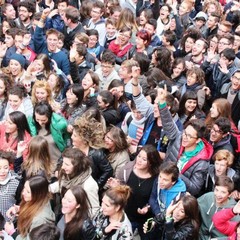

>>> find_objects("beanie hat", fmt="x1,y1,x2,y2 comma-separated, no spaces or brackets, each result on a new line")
10,53,26,68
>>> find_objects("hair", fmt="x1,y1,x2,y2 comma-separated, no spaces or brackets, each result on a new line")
18,0,36,17
146,18,157,30
46,28,60,39
214,117,231,134
75,43,87,57
108,79,126,104
0,19,16,36
203,0,223,17
83,70,100,96
213,149,234,167
136,29,151,47
29,223,60,240
180,29,202,51
98,90,116,109
159,161,179,183
105,17,117,28
33,101,53,134
92,0,105,13
179,195,200,240
6,111,30,142
64,7,80,23
22,136,53,180
219,20,232,31
5,28,18,39
163,30,177,46
220,48,235,61
101,49,116,65
47,72,64,99
219,33,234,45
18,176,50,237
116,8,138,31
0,150,15,165
8,85,26,99
172,58,186,75
86,29,99,40
31,80,52,106
63,186,91,239
133,52,151,75
121,59,139,74
34,54,51,77
215,175,234,193
0,74,12,101
60,148,91,179
74,32,89,45
2,3,13,15
139,145,162,176
185,119,206,139
139,9,153,25
104,185,131,211
79,0,93,23
186,67,205,85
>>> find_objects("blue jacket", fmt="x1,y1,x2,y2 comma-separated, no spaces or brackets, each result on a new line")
149,177,186,216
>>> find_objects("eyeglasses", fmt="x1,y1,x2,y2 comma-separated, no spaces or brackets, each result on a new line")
91,9,101,14
211,127,223,134
105,134,114,142
218,41,229,46
182,130,198,139
101,64,113,69
232,75,240,81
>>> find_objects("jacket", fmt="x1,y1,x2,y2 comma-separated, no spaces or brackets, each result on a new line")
149,177,186,216
212,208,238,240
28,112,69,152
159,104,213,196
101,107,121,127
70,60,91,83
198,192,240,240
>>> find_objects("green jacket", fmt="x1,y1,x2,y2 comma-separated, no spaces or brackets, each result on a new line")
28,113,69,152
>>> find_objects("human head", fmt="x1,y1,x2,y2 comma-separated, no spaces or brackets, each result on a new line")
180,28,202,52
2,3,16,20
191,38,208,57
8,85,26,110
158,161,179,189
31,80,52,105
5,28,18,48
86,29,99,48
178,91,198,117
119,59,139,82
0,74,11,100
159,4,171,20
100,50,116,77
172,58,186,78
29,224,60,240
57,0,68,15
81,70,99,91
162,30,177,47
207,13,220,29
194,11,207,29
117,26,132,47
61,148,91,179
136,29,151,49
186,67,205,86
139,8,153,26
74,43,87,64
133,52,151,76
9,53,26,73
18,0,35,22
217,21,232,37
209,98,232,120
34,54,51,74
97,90,116,110
63,7,80,26
91,0,105,22
66,84,84,107
219,48,235,67
73,32,89,47
1,19,16,35
105,17,117,38
46,28,60,53
0,151,15,181
144,18,157,37
179,0,192,16
231,69,240,91
218,34,234,54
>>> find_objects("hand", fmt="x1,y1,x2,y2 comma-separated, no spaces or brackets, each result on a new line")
143,218,155,233
6,205,19,219
230,190,240,200
207,49,216,62
218,61,229,74
48,8,59,18
202,86,211,96
185,61,194,70
4,221,15,235
131,66,140,80
106,177,120,188
16,141,27,158
166,200,179,217
233,200,240,214
157,84,167,104
67,124,73,133
69,47,77,62
41,8,51,19
23,33,31,47
105,221,122,233
0,43,7,58
51,59,58,72
137,205,150,215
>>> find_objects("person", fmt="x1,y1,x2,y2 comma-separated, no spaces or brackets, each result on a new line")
29,224,60,240
6,175,55,240
107,144,162,239
0,111,31,162
104,126,130,177
27,102,69,165
171,58,187,88
143,195,200,240
57,186,96,240
212,199,240,239
49,148,100,216
0,212,14,240
157,85,213,196
93,185,133,239
198,176,240,240
0,151,20,221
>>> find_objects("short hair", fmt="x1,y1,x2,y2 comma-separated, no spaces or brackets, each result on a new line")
18,0,35,16
5,28,18,38
75,32,89,44
209,13,221,23
64,7,80,23
213,149,234,167
75,43,87,57
101,50,116,65
46,28,60,39
105,17,117,27
86,29,99,39
29,223,60,240
58,32,65,42
121,59,139,73
92,0,105,13
185,119,206,139
219,33,234,45
146,18,157,30
159,161,179,183
214,117,231,134
32,12,42,21
219,20,232,31
186,67,205,85
119,26,132,37
136,29,151,46
2,3,13,14
163,30,177,45
0,151,15,164
220,48,235,61
215,175,234,193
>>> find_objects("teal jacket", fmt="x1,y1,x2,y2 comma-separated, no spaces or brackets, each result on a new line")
28,113,69,152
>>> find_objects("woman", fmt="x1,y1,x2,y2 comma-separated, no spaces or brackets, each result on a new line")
3,85,33,120
138,9,153,30
171,58,187,88
0,111,31,162
57,186,96,240
94,185,133,239
6,175,55,240
49,148,100,216
28,101,69,165
144,195,200,240
108,145,161,239
104,126,130,177
178,91,205,125
156,4,172,36
0,19,16,42
72,117,113,190
61,84,86,133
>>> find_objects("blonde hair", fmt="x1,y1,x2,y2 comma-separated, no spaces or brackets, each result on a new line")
213,149,234,167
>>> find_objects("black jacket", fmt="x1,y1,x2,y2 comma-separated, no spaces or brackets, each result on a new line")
101,107,121,127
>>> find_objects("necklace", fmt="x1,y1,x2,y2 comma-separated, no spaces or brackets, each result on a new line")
137,177,147,187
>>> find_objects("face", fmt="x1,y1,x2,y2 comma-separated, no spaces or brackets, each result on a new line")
118,66,131,80
106,24,117,38
207,15,217,29
179,2,190,16
110,86,124,100
104,132,115,151
101,62,114,77
217,24,230,37
5,116,18,134
14,35,23,49
111,10,121,21
90,7,102,22
234,34,240,51
185,99,197,113
47,33,59,52
209,37,218,51
219,54,232,67
2,21,10,35
231,72,240,90
71,129,82,148
22,181,32,202
187,73,197,86
210,124,224,143
210,103,219,118
118,31,131,47
66,88,78,105
88,35,98,48
82,73,94,90
8,94,22,110
132,109,143,121
97,95,108,109
195,19,205,29
184,37,195,53
62,189,79,215
61,157,74,175
207,4,217,15
18,6,32,22
35,88,48,103
35,113,49,127
139,11,147,25
215,160,228,176
0,80,6,97
173,63,184,77
101,195,119,216
172,201,186,222
9,59,22,76
135,150,148,171
33,59,44,72
5,34,14,48
181,125,199,150
218,38,231,54
4,5,16,19
145,23,155,36
0,159,10,181
136,36,146,50
159,172,174,189
192,39,205,56
214,185,230,206
159,6,170,20
47,74,58,89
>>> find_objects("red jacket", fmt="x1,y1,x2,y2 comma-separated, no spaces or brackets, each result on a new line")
213,208,238,240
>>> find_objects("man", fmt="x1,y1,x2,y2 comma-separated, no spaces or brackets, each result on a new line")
15,0,35,31
1,3,16,21
217,20,232,37
144,18,161,47
87,1,106,46
95,50,120,91
62,7,85,50
161,30,177,53
34,8,70,76
205,13,220,38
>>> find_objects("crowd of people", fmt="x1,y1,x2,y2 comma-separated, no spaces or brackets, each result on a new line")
0,0,240,239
